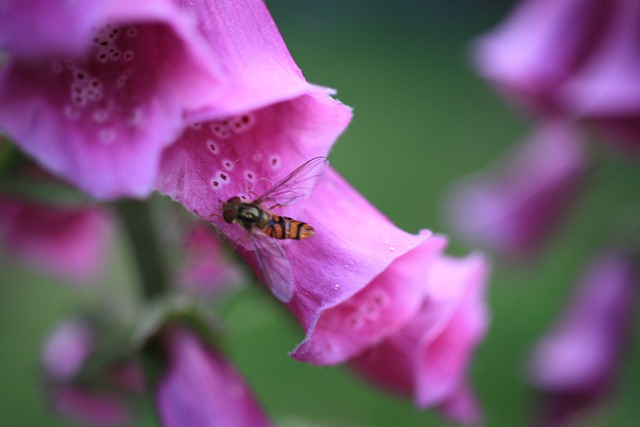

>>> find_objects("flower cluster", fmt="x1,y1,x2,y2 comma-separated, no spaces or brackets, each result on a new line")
446,0,640,424
0,1,491,426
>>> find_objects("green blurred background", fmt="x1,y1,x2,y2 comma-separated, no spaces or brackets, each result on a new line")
2,1,639,426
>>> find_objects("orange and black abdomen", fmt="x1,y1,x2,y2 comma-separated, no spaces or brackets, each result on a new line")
263,214,315,239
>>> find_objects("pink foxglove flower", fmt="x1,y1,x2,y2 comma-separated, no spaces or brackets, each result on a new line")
153,4,440,364
159,133,440,364
474,0,640,154
528,251,637,426
42,319,142,427
0,197,113,284
558,0,640,153
472,0,610,115
350,252,490,425
444,120,587,259
155,326,270,427
50,386,134,427
0,0,279,199
175,224,246,298
42,319,93,381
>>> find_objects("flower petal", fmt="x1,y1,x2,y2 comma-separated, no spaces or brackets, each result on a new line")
178,0,332,120
528,250,638,425
444,120,588,258
472,0,611,114
175,224,246,298
0,198,113,284
0,2,223,199
42,319,93,381
51,385,133,427
558,0,640,153
156,326,270,427
350,253,490,412
529,251,637,391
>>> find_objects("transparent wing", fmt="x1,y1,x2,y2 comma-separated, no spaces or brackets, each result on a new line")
248,231,294,303
256,156,328,208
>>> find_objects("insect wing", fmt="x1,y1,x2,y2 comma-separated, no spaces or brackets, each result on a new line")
256,156,328,208
248,231,294,302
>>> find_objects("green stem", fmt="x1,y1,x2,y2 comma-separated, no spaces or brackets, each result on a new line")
115,199,169,300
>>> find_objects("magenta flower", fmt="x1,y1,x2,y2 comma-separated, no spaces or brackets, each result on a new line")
50,386,134,427
155,326,270,427
0,197,113,284
558,0,640,153
41,319,142,427
0,0,317,199
350,252,490,424
444,120,588,258
174,224,246,298
473,0,640,154
159,133,442,364
42,319,93,381
528,251,638,426
472,0,610,115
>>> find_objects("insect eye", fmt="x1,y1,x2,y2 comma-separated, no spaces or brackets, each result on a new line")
222,208,236,223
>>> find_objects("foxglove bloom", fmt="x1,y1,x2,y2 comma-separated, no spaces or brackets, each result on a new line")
474,0,640,153
153,3,444,364
150,0,445,367
558,0,640,152
0,197,113,284
42,319,142,427
472,0,609,115
155,326,270,427
444,121,587,258
528,251,638,426
159,131,441,365
350,252,489,425
0,0,291,199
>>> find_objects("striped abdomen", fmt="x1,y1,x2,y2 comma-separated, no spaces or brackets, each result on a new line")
262,214,315,239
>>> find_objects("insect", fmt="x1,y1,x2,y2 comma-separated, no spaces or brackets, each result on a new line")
221,156,328,303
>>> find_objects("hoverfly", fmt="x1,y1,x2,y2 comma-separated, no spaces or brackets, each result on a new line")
221,156,328,303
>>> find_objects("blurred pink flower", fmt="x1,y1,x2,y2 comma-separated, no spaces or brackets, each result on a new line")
42,319,93,381
350,252,490,425
42,319,143,427
472,0,610,115
444,120,588,259
473,0,640,154
175,224,246,298
528,251,638,426
51,386,134,427
0,198,113,284
155,326,270,427
558,0,640,153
